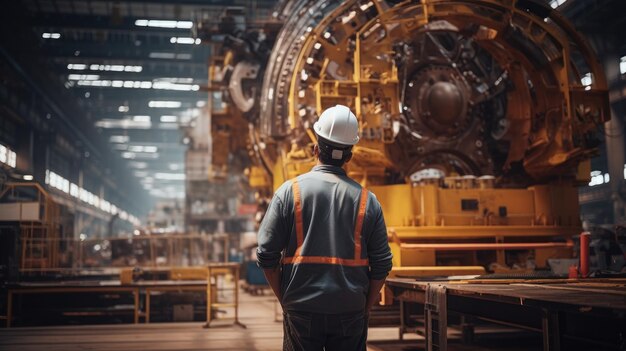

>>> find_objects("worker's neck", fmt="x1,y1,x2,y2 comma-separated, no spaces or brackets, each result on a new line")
315,159,344,169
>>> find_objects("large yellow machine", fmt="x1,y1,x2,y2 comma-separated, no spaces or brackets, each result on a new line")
199,0,610,282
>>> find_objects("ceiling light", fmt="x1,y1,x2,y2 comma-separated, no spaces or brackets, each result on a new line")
109,135,129,143
82,64,142,72
133,152,159,160
23,175,34,181
0,144,17,168
149,101,181,108
75,80,197,91
160,115,178,122
155,77,194,84
132,115,151,122
155,173,186,180
42,32,61,39
152,81,198,91
148,52,192,60
121,152,136,159
69,74,100,80
128,161,148,169
95,119,151,129
170,37,198,45
118,105,129,112
149,52,176,59
549,0,567,8
159,123,179,130
67,64,87,70
196,100,206,108
581,72,592,86
112,144,128,150
128,145,158,153
135,19,193,29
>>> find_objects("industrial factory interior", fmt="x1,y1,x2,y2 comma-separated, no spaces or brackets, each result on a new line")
1,0,625,350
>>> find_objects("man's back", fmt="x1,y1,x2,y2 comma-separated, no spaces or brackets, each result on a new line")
257,164,392,314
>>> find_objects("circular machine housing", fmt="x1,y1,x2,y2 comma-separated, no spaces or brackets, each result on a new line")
259,0,609,186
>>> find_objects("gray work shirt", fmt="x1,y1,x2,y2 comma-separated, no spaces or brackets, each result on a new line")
257,165,393,314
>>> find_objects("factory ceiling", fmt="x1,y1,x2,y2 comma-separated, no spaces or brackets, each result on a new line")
10,0,276,203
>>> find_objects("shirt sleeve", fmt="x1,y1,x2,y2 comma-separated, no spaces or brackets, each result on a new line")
256,191,289,269
366,196,393,280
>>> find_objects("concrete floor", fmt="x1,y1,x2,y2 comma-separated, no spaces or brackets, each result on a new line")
0,288,421,351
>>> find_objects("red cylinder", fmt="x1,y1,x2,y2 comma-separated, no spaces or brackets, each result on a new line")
580,232,590,277
568,265,579,279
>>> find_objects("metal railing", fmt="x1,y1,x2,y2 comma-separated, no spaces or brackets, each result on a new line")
18,234,231,274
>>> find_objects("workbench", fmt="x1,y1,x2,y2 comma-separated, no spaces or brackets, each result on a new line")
386,277,626,351
3,263,244,328
4,280,207,327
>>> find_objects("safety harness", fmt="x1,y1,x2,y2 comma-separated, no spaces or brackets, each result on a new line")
282,179,369,267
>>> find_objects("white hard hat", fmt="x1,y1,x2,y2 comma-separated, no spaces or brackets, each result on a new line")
313,104,360,146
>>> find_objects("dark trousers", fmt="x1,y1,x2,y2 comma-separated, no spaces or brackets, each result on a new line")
282,310,368,351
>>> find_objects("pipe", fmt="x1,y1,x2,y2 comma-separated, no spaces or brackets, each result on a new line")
580,232,590,277
400,241,573,251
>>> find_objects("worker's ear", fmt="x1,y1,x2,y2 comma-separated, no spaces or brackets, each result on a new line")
313,144,320,158
344,152,352,164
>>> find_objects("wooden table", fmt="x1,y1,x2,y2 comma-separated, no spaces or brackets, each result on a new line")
387,277,626,351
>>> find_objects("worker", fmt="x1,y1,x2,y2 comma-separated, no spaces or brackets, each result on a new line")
257,104,393,351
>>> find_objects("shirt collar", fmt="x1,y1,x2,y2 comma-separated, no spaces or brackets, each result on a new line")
312,164,347,176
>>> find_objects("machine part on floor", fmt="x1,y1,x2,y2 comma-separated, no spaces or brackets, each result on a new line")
202,0,611,293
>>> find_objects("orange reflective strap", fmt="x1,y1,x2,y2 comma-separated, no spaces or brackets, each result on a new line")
291,179,304,256
285,179,369,267
354,188,368,261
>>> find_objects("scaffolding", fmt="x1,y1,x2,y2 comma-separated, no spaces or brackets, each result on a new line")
0,183,62,271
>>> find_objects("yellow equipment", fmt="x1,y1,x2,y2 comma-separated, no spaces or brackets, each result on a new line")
200,0,610,282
